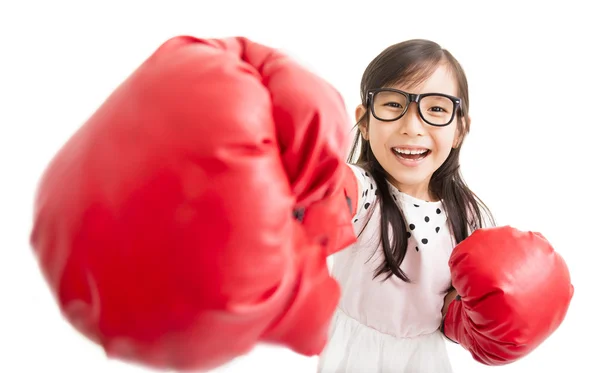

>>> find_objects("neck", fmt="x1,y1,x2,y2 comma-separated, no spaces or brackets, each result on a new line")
391,178,436,202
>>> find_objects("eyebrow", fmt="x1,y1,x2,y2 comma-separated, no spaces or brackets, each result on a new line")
381,87,458,97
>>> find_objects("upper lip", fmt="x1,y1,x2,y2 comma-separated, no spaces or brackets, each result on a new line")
392,145,430,150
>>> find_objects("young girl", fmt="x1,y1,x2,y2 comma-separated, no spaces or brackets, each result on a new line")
317,39,495,372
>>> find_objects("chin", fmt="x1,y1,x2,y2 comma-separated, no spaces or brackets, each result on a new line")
388,174,430,191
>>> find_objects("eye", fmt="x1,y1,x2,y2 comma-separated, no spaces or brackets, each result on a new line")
422,95,454,115
384,102,403,109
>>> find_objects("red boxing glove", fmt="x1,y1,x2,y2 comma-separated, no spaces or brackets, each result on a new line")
442,226,574,365
30,35,357,372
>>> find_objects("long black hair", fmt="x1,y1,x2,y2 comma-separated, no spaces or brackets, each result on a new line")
349,39,495,282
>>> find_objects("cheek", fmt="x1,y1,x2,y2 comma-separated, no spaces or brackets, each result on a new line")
431,128,456,155
368,123,393,151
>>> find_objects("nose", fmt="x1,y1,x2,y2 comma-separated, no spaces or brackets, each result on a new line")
399,103,426,137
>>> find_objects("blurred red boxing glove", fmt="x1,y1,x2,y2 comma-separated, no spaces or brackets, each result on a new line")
30,35,357,372
442,226,574,365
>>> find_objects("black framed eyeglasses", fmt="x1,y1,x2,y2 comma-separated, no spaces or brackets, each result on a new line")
367,88,461,127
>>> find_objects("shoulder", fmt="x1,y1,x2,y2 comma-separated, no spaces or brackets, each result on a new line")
346,163,378,220
347,163,375,192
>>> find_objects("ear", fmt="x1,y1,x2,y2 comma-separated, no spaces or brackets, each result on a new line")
453,114,470,148
355,104,369,141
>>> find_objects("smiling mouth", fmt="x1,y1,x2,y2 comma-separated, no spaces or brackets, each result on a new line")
391,147,431,161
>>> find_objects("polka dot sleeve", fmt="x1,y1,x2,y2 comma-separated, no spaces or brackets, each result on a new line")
347,164,377,222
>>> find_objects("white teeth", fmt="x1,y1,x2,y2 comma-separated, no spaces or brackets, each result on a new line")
393,148,429,155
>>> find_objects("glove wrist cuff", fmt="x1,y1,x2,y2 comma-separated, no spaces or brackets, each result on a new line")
441,297,460,344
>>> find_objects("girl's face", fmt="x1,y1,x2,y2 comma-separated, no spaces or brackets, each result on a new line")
357,64,464,201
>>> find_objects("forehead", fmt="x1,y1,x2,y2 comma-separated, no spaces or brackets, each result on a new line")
391,64,458,96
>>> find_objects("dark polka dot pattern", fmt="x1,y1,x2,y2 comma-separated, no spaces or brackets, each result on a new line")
348,164,447,256
402,194,445,253
348,167,381,227
353,170,378,218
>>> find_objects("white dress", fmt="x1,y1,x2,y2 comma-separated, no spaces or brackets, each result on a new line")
317,164,456,373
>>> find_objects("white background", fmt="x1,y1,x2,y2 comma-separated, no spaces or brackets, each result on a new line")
1,1,597,372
